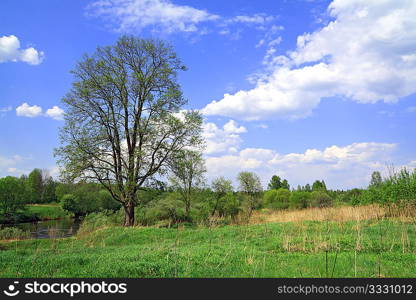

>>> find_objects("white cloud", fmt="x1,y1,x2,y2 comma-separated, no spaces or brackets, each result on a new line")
223,119,247,134
16,103,43,118
203,120,247,154
0,35,44,65
202,0,416,120
227,14,276,25
86,0,219,33
406,106,416,113
86,0,280,38
45,106,65,120
205,142,399,189
16,102,65,120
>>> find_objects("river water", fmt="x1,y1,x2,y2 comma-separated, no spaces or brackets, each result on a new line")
1,218,81,239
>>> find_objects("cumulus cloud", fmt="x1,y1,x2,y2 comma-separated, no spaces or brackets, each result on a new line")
45,106,65,120
202,0,416,120
16,103,64,120
0,35,44,65
205,142,399,189
86,0,279,37
16,103,43,118
86,0,219,33
203,120,247,154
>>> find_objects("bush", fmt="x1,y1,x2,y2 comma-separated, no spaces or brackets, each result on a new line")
0,227,30,240
310,191,332,208
77,211,122,235
289,191,310,209
263,190,277,208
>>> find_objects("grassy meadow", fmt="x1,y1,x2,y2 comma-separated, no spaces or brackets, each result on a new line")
1,205,415,278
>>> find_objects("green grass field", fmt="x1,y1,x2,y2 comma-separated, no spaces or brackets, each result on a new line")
1,219,415,277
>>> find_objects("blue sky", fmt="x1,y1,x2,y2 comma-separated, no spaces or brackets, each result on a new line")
1,0,415,189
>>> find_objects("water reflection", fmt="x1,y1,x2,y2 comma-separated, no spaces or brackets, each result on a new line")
1,218,81,239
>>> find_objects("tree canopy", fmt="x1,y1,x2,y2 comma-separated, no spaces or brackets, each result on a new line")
55,36,203,226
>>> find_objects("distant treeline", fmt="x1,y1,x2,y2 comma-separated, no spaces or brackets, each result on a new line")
1,167,415,225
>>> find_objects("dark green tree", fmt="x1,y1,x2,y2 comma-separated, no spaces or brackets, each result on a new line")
267,175,282,190
0,176,26,220
27,168,43,203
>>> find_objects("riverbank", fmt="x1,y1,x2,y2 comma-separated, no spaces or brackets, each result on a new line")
0,204,69,224
1,217,415,277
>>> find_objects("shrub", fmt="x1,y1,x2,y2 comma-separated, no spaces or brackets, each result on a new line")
0,227,30,240
265,188,291,209
289,191,310,209
77,211,122,235
263,190,278,208
310,191,332,208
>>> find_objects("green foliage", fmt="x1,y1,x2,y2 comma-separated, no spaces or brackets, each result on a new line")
56,36,203,226
289,191,310,209
0,176,27,221
60,183,121,217
222,192,240,220
274,188,291,209
263,190,278,207
169,150,206,220
267,175,290,190
238,172,263,218
267,175,282,190
27,169,43,203
310,191,332,207
0,227,30,240
211,177,233,216
370,171,383,188
312,180,327,192
98,190,122,211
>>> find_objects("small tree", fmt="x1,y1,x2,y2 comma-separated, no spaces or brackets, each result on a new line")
289,191,310,209
169,150,206,221
211,177,233,216
28,168,43,203
312,180,327,191
370,171,383,188
237,171,263,218
267,175,282,190
281,179,290,190
310,191,332,208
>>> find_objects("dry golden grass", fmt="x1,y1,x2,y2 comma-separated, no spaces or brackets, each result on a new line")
249,204,387,224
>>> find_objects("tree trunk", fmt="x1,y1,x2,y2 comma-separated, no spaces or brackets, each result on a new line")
123,202,135,226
